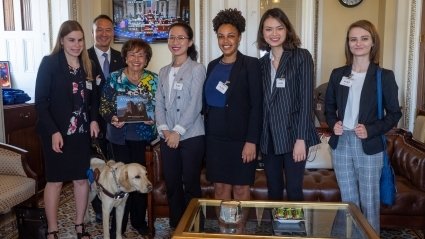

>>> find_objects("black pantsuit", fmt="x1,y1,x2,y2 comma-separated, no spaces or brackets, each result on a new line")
160,135,204,227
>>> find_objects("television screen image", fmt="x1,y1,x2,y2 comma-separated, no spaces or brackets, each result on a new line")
113,0,190,43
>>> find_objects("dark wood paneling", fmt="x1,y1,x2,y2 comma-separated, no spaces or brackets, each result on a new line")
4,103,45,189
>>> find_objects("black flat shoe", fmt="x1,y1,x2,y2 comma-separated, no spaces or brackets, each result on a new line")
75,223,90,239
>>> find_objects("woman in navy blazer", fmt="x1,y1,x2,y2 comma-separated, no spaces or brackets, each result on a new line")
257,8,320,201
204,9,262,203
325,20,402,233
35,20,99,239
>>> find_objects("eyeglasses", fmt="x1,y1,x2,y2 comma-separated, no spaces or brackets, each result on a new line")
168,36,189,42
127,52,146,58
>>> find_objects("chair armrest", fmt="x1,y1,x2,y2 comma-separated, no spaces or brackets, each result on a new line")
386,128,425,192
0,142,37,180
145,144,156,186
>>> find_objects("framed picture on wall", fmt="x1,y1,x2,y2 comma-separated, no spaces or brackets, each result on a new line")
113,0,190,43
0,61,11,88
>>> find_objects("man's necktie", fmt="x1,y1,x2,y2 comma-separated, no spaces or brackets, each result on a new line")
102,52,110,79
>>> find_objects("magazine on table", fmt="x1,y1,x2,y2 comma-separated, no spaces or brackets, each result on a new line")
116,95,154,123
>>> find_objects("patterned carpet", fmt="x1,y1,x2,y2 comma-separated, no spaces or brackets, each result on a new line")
0,183,423,239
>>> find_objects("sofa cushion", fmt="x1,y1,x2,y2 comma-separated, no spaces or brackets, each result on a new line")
380,176,425,216
303,169,340,202
0,175,36,213
387,133,425,192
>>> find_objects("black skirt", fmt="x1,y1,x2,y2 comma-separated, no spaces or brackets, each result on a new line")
205,107,256,185
41,133,91,182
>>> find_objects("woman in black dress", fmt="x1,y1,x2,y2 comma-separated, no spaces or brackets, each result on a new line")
204,8,262,201
35,20,99,239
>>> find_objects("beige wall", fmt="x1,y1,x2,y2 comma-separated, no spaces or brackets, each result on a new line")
319,0,381,84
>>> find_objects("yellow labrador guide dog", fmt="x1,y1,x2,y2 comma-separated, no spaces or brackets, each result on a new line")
87,157,152,239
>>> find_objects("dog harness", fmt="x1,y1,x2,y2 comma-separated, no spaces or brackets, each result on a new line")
94,166,129,200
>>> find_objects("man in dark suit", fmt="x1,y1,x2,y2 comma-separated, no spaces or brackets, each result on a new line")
87,14,125,225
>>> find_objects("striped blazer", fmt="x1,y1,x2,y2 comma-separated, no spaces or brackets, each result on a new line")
259,48,320,155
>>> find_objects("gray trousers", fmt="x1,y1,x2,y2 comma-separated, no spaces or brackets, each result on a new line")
331,130,383,234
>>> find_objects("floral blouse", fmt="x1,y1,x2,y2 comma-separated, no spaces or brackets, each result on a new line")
67,66,88,135
100,68,158,144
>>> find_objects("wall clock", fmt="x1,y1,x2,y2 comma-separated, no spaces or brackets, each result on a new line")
339,0,363,8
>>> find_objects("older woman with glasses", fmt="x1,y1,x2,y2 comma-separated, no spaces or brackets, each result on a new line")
99,39,158,237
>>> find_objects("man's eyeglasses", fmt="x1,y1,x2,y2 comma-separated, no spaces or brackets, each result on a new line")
168,36,189,42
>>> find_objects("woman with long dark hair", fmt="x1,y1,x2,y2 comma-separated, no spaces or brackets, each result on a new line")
155,22,206,228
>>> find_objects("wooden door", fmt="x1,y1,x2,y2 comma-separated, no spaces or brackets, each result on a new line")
0,0,50,101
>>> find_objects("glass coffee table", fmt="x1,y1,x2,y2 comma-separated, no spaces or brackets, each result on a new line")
172,199,379,239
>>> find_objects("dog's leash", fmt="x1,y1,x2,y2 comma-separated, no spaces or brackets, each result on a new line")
87,138,107,188
91,138,108,162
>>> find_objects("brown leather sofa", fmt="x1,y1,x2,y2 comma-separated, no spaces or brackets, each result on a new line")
145,128,425,234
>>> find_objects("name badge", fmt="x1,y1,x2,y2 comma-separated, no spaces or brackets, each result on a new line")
276,78,285,88
340,76,352,87
173,82,183,90
86,81,93,90
96,76,102,86
316,103,322,111
216,81,228,94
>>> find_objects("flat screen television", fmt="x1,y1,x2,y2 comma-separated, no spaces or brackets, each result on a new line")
112,0,190,43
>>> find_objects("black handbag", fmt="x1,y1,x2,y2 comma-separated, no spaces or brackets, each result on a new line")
15,206,48,239
376,68,397,206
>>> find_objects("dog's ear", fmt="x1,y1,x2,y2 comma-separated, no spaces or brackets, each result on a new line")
119,168,132,191
90,157,105,169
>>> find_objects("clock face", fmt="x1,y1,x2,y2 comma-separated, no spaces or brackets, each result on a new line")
339,0,363,8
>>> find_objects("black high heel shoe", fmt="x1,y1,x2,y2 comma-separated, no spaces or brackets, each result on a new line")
45,231,59,239
74,223,90,239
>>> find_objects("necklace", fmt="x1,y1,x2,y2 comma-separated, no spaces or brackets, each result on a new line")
171,66,180,77
68,63,79,70
219,59,235,65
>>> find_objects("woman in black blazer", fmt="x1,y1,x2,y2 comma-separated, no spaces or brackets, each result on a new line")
325,20,402,233
35,20,99,239
204,9,262,203
257,8,320,201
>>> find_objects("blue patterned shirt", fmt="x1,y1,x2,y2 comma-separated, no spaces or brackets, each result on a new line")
100,68,158,144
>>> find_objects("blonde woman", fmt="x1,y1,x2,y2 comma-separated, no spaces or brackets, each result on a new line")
35,20,99,239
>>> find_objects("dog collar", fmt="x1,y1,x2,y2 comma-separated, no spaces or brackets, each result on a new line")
96,183,129,199
94,165,129,200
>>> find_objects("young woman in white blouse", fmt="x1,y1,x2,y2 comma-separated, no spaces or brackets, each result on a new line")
325,20,402,233
155,22,206,228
